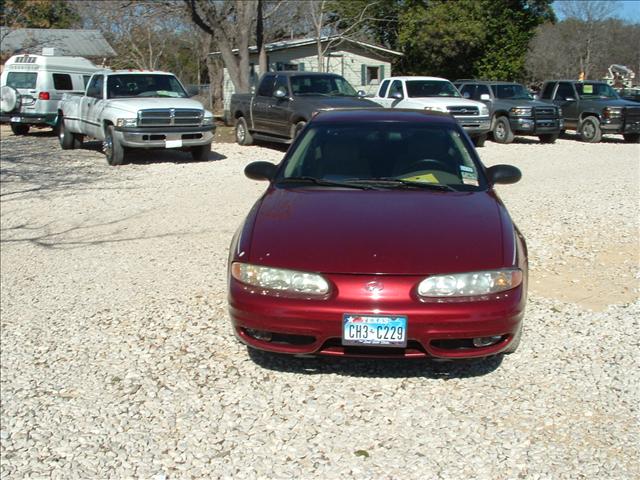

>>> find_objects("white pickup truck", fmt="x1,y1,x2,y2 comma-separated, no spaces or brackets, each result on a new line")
57,70,215,165
370,76,491,146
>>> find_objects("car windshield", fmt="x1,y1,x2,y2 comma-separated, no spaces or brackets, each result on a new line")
106,74,187,99
576,83,619,99
279,123,484,191
290,75,357,96
492,84,532,100
6,72,37,89
406,80,461,98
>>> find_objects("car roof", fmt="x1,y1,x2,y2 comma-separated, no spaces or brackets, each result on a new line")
384,76,451,82
264,71,342,77
312,108,457,125
544,79,609,84
457,80,523,85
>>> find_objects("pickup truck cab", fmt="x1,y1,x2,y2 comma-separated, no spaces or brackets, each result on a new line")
57,70,215,165
454,80,563,144
371,76,491,146
539,80,640,143
230,71,379,145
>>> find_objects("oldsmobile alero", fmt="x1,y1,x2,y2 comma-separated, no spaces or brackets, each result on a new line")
228,109,527,360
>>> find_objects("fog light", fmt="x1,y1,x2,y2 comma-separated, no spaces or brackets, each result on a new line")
472,336,503,348
245,328,272,342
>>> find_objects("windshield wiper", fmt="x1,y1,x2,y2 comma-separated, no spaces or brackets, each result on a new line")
277,176,378,190
362,178,458,191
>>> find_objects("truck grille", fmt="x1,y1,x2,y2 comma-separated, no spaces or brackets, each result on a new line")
534,107,557,119
447,106,479,116
138,109,203,127
625,106,640,124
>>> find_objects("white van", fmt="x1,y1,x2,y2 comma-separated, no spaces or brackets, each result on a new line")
0,50,99,135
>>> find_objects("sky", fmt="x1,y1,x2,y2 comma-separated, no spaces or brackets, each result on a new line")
554,0,640,23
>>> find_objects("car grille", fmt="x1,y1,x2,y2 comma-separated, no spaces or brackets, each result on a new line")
533,106,557,119
138,109,203,127
447,105,479,116
625,106,640,124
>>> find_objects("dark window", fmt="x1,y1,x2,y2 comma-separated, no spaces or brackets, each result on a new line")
86,75,104,99
289,75,356,96
83,75,92,88
555,82,575,101
460,84,476,99
366,66,380,85
52,74,73,90
274,75,289,96
6,72,37,89
106,74,187,99
257,74,276,97
387,80,403,98
275,62,298,71
541,82,556,99
378,79,390,98
476,84,490,99
406,80,461,98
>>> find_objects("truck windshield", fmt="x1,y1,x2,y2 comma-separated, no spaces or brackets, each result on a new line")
492,84,532,100
576,83,619,99
106,74,187,99
290,75,357,96
7,72,37,89
406,80,461,98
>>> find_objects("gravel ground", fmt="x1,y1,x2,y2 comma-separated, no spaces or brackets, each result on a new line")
1,126,639,479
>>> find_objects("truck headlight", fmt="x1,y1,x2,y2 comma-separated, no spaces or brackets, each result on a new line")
231,262,330,296
417,269,523,298
425,106,448,113
202,116,214,126
479,105,489,116
116,118,137,128
557,107,562,117
510,107,532,116
603,107,623,119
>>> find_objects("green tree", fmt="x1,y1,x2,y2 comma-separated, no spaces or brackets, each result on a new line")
1,0,80,29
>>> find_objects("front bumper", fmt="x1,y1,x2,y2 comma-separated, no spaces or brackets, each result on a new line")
114,125,215,149
510,117,563,135
457,117,491,136
1,112,57,127
229,274,526,359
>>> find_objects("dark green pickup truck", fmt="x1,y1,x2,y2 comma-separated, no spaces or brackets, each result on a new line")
540,80,640,143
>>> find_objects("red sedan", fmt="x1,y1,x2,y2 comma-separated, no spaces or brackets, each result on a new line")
228,109,527,359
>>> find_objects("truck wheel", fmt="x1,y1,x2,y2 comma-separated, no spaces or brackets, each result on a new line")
58,115,81,149
293,121,307,139
190,143,211,161
579,116,602,143
472,134,487,148
235,117,253,146
104,125,126,165
10,123,29,135
623,133,640,143
492,117,514,144
538,133,558,144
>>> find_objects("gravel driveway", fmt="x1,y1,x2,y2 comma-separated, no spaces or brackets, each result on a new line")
1,127,638,479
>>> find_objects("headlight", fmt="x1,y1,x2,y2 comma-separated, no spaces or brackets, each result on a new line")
557,107,562,117
424,106,448,113
231,262,330,296
510,107,532,116
603,107,623,119
116,118,137,128
202,116,214,126
417,269,523,298
479,105,489,116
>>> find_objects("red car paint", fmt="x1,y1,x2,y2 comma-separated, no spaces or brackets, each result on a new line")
228,109,527,359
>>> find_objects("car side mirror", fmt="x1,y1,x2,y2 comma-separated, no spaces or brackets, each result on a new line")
245,161,277,181
564,97,575,102
274,88,288,99
486,164,521,185
480,93,491,101
357,90,367,97
391,91,403,100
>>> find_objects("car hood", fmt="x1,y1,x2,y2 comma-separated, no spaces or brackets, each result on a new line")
107,98,206,115
244,188,515,275
298,96,381,110
497,99,556,108
405,97,484,108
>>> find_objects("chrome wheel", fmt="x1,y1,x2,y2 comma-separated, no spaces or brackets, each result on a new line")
495,122,506,140
103,134,113,158
236,123,245,143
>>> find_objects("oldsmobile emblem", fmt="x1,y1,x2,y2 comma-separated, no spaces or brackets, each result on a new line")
365,281,384,293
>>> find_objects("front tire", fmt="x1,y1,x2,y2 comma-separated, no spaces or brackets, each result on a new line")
190,143,211,161
623,133,640,143
538,133,558,144
579,116,602,143
472,134,487,148
104,125,126,165
492,116,514,144
235,117,253,146
58,115,81,150
10,123,29,135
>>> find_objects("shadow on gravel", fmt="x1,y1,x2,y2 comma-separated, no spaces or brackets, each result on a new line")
559,131,628,144
77,140,228,164
247,348,503,379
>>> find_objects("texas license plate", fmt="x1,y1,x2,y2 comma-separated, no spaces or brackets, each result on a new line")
10,117,22,123
165,139,182,148
342,314,407,347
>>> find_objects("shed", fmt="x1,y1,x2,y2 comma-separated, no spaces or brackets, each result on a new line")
213,35,402,117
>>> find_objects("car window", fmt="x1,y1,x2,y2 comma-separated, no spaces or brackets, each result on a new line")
289,75,357,96
6,72,37,89
555,82,575,101
274,75,289,96
378,79,390,98
52,74,73,90
86,75,103,98
541,82,556,100
106,74,186,99
387,80,403,98
475,84,490,98
282,123,483,189
257,74,276,97
406,80,461,98
576,82,619,99
493,84,532,100
460,84,475,99
83,75,92,88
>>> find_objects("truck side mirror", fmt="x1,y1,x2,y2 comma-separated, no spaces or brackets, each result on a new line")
274,87,288,99
391,91,403,100
480,93,491,101
357,90,367,97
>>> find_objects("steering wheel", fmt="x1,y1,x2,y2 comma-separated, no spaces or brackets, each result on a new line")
404,159,451,172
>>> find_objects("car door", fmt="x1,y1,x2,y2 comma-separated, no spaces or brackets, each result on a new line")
374,79,392,106
252,74,276,132
81,74,105,138
269,75,293,137
553,82,579,127
386,80,405,107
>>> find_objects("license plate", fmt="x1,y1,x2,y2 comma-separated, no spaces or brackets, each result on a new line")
342,314,407,347
166,139,182,148
10,117,21,122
